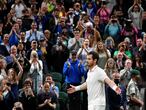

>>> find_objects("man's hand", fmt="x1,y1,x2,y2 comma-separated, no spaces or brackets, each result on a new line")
67,85,76,94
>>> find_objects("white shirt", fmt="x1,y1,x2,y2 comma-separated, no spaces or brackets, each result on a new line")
11,4,25,18
25,30,45,42
86,65,108,106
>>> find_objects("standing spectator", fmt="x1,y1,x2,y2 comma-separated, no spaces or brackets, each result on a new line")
120,59,133,87
97,1,110,36
104,58,117,79
104,15,122,43
51,36,69,73
21,8,33,31
115,52,125,71
26,40,42,60
68,28,84,51
80,21,101,48
121,18,138,47
104,36,116,57
0,34,10,56
7,54,23,100
95,41,111,69
83,1,98,19
8,23,21,46
128,1,144,31
107,70,127,110
127,69,144,110
63,50,85,110
0,57,7,81
11,0,26,18
111,0,125,25
28,50,43,94
67,51,121,110
77,38,93,72
25,22,45,43
113,42,132,59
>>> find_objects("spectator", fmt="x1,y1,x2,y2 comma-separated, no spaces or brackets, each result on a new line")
104,36,115,57
80,21,101,48
121,18,138,47
26,40,43,60
120,59,133,87
63,50,85,110
37,81,57,110
8,23,21,46
128,1,144,31
7,54,23,100
11,0,26,18
51,36,69,73
95,41,111,69
104,15,122,43
0,34,10,56
1,79,16,110
25,22,45,43
19,78,37,110
113,42,132,59
127,69,144,110
68,28,84,51
115,52,125,71
12,101,24,110
107,70,127,110
28,50,43,94
45,75,59,98
104,58,117,79
0,57,7,82
77,38,93,72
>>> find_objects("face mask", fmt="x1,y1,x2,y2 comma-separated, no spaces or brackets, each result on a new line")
114,79,120,85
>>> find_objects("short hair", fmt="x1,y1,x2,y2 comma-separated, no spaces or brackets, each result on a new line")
88,51,99,61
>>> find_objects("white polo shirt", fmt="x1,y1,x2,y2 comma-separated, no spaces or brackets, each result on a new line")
86,65,108,106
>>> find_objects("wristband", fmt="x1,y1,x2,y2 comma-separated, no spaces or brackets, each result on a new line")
75,86,81,91
112,85,117,91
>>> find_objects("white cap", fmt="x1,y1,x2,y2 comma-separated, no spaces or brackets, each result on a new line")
85,22,93,28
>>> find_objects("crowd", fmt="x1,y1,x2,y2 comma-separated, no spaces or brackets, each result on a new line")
0,0,146,110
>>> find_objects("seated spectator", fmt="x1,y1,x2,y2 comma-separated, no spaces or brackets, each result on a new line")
45,75,59,98
19,78,37,110
1,79,16,110
37,81,57,110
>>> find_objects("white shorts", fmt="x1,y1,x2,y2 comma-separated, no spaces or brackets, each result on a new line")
88,104,105,110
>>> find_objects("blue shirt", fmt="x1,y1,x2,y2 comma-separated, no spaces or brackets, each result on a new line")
63,58,85,84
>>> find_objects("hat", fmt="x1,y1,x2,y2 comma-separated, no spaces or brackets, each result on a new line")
71,50,77,55
131,69,140,76
85,22,93,28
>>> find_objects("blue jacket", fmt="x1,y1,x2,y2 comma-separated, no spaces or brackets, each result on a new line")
63,58,85,84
